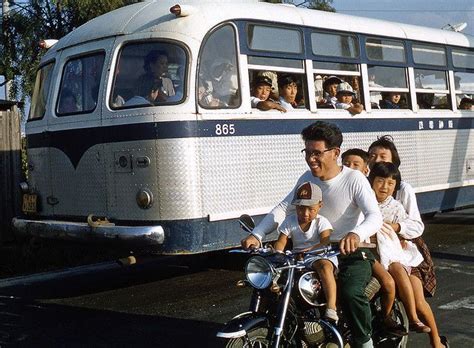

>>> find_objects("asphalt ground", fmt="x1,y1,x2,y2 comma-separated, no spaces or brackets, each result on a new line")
0,208,472,347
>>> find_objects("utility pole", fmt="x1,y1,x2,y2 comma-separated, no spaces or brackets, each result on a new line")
1,0,12,100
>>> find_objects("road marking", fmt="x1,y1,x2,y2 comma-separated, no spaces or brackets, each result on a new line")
436,262,474,276
439,296,474,310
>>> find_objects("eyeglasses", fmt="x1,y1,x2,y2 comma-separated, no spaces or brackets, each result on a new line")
301,148,334,159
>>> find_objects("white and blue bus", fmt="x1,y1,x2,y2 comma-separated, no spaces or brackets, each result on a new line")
14,0,474,254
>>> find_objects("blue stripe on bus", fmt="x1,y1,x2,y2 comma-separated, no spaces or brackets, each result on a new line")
27,117,474,168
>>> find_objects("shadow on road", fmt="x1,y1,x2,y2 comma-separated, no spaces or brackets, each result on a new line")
0,295,223,347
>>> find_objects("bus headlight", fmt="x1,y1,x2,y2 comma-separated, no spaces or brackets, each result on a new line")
245,256,275,289
136,188,153,209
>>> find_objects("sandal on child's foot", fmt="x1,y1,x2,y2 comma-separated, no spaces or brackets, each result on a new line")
440,335,450,348
383,316,408,337
409,321,431,333
324,308,339,323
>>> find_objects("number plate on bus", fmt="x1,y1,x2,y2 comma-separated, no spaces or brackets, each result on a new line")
22,194,37,214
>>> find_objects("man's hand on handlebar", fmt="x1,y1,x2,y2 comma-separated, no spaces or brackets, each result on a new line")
241,235,260,250
339,232,360,255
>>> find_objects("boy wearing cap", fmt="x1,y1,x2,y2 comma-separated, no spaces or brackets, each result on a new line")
321,75,342,108
335,82,364,114
274,181,339,322
251,75,286,112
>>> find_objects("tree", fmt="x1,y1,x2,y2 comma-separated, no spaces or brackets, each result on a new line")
0,0,138,105
262,0,335,12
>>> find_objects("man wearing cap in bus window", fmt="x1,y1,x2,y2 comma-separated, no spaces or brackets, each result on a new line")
335,82,364,115
251,75,286,112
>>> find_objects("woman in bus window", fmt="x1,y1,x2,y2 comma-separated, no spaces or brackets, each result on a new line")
141,50,175,102
368,136,449,348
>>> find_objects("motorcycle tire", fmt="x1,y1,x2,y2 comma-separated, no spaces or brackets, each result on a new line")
374,299,409,348
224,325,270,348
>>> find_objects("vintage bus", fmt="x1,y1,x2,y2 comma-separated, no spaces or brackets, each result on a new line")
13,0,474,254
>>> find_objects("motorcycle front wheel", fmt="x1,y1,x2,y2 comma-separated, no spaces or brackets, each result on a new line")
225,325,270,348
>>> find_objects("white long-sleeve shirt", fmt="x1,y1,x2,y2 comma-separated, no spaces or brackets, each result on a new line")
253,166,383,242
396,181,424,239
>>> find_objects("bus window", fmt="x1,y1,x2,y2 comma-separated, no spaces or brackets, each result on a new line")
111,42,186,109
57,53,105,115
247,24,302,54
198,25,240,108
414,69,450,109
29,62,54,120
312,62,361,108
452,49,474,69
247,56,306,111
454,71,474,111
367,65,409,109
366,38,405,63
412,44,446,66
311,31,359,58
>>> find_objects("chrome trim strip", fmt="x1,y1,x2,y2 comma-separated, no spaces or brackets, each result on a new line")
216,329,247,339
12,218,165,246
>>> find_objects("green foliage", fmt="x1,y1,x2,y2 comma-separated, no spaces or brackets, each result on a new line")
0,0,138,104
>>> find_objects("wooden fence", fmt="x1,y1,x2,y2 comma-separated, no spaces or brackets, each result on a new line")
0,108,22,243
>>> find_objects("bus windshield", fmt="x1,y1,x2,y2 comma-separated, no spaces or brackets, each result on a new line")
110,42,186,109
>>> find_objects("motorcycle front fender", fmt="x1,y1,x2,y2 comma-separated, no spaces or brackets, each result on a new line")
216,312,269,339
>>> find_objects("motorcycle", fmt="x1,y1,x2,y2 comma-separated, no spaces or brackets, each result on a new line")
216,215,409,348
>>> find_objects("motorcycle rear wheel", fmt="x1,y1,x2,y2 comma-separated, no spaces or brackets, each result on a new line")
225,325,270,348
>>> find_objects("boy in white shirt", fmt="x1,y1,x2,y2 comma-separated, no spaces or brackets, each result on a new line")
274,181,338,322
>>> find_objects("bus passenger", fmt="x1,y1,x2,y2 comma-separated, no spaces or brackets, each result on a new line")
277,74,299,110
335,82,364,114
319,75,342,108
459,97,473,110
274,182,339,323
251,75,286,112
141,50,175,102
380,92,402,109
198,81,221,107
242,121,383,348
368,136,449,348
125,79,161,107
369,162,430,336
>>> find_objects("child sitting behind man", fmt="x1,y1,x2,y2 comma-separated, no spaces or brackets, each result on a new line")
369,162,431,335
274,182,338,322
341,149,406,336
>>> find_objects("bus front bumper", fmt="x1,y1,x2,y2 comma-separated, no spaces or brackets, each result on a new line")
12,217,165,246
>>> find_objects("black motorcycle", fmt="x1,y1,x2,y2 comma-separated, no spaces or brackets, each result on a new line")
216,215,409,348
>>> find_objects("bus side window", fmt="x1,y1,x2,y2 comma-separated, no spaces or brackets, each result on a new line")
57,53,105,115
198,25,240,109
110,43,186,109
414,69,450,109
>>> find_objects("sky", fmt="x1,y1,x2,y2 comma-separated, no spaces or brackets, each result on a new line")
332,0,473,36
1,0,473,100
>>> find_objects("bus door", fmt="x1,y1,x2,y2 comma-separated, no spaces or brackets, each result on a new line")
46,40,109,217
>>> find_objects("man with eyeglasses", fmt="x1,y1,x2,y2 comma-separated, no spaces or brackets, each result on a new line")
242,121,382,348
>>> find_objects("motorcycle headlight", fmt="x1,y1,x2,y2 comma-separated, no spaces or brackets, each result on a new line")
245,256,275,289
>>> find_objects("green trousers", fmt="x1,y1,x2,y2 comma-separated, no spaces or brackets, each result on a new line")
338,248,375,348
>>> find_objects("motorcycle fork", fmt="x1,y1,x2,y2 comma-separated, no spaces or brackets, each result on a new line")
271,267,295,348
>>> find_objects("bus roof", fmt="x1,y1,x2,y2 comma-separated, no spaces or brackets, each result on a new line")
47,0,473,57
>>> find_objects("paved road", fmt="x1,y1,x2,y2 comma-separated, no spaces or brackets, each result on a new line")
0,209,473,347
